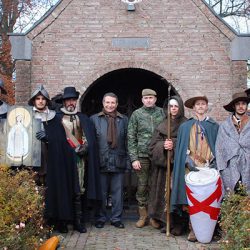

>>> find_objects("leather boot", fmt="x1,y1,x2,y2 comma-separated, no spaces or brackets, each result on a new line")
170,213,187,236
57,220,68,234
149,218,160,229
135,207,148,228
187,221,197,242
74,194,87,233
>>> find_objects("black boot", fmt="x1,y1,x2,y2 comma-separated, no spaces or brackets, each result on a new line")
57,220,68,233
171,212,187,236
74,194,87,233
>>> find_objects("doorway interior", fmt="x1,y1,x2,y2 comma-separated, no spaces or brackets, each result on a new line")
81,68,177,117
81,68,178,212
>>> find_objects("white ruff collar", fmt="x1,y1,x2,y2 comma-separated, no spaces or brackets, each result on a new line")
60,107,78,115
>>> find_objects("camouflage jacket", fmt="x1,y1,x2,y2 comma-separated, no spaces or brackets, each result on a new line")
127,106,164,162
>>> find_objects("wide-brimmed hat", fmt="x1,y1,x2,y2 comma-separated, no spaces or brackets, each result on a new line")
28,85,50,106
62,87,80,100
0,79,7,95
223,92,250,112
245,88,250,97
184,95,208,109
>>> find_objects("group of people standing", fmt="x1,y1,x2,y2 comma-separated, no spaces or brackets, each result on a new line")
0,81,249,243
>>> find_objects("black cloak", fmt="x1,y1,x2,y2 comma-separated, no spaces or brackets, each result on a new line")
44,115,80,221
148,95,187,223
0,101,7,119
57,112,101,202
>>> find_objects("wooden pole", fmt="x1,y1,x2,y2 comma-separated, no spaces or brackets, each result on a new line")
165,84,171,237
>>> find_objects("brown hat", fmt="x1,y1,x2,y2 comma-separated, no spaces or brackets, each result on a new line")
245,88,250,96
223,92,250,112
142,88,157,96
184,96,208,109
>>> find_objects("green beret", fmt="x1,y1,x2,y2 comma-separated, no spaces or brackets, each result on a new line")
142,89,157,96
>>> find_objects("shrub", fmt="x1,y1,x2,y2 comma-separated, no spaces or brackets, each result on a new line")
0,165,50,250
220,184,250,250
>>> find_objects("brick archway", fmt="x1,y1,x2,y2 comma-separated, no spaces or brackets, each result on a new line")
80,67,179,117
81,67,179,208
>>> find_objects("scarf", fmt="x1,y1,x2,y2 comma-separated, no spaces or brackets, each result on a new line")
102,108,117,149
232,114,250,133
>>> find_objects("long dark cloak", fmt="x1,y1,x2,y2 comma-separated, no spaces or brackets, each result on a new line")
148,116,187,223
148,95,187,223
0,101,7,119
0,113,6,119
170,118,219,213
57,112,101,201
44,115,80,221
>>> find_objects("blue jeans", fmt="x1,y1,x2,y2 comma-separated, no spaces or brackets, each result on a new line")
96,172,124,223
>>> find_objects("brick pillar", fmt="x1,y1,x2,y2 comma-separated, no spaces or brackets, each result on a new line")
232,61,248,93
15,60,31,104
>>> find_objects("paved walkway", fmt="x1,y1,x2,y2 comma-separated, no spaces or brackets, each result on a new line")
56,220,220,250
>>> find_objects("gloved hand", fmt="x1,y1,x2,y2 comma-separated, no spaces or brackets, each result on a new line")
75,144,87,157
185,163,199,172
36,130,48,143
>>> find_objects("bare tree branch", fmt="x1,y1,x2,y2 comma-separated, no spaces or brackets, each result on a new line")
0,0,58,103
205,0,250,32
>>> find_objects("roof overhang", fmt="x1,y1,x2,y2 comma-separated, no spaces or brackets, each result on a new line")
9,33,250,61
9,34,32,60
231,35,250,61
8,0,250,62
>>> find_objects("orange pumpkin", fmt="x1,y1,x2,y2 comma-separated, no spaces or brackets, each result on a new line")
38,236,59,250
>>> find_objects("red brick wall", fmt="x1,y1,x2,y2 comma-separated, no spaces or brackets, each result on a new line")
14,0,248,121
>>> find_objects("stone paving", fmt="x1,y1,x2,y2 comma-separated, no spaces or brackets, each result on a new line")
56,220,220,250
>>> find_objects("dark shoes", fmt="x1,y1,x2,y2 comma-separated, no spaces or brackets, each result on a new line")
95,221,124,229
57,221,68,234
95,221,105,228
111,221,125,229
74,223,87,233
187,229,197,242
161,225,185,236
160,227,166,233
171,224,185,236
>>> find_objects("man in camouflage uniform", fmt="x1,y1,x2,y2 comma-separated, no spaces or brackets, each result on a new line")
128,89,164,228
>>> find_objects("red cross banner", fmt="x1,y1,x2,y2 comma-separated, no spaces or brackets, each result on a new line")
186,178,222,220
185,168,223,243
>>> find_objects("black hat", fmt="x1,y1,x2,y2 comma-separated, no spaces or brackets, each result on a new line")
62,87,80,100
0,79,7,95
245,88,250,97
223,92,250,112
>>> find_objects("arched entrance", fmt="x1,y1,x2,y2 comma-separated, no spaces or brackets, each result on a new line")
80,68,177,117
81,68,178,209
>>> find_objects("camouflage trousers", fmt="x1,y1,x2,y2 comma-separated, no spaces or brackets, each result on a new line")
135,157,151,208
